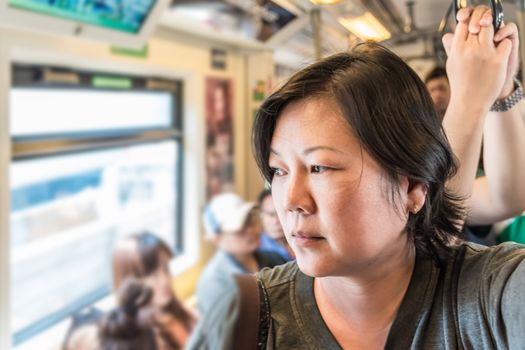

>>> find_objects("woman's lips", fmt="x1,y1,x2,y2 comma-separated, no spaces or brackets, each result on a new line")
291,231,324,247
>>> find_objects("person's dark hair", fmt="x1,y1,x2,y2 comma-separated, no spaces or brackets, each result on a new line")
99,278,157,350
252,42,464,266
112,232,195,335
424,66,448,83
135,233,173,276
113,232,173,289
257,189,272,205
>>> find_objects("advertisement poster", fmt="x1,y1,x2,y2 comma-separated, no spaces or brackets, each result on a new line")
205,77,234,198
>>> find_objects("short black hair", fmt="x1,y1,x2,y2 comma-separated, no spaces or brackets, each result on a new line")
252,42,464,265
425,66,448,83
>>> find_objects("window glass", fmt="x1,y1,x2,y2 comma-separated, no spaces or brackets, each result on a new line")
10,140,178,340
10,88,173,137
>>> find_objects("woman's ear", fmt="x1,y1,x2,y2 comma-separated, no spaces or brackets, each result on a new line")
406,180,428,214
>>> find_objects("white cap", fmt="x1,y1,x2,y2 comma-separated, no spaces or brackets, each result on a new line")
203,192,258,237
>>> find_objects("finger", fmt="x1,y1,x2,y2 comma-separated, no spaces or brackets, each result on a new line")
453,20,469,44
496,22,520,76
479,11,493,27
468,5,491,33
478,20,495,48
496,38,512,60
457,7,473,23
494,22,517,42
442,33,453,56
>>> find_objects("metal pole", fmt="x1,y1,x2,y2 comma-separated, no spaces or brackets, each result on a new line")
516,0,525,86
310,8,322,60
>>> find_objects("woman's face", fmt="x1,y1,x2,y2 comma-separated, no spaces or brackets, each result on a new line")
141,250,174,308
268,98,412,277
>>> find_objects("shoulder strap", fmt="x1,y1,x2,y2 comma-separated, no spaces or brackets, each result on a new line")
234,274,261,350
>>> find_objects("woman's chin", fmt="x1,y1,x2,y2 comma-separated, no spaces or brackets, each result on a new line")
295,256,331,278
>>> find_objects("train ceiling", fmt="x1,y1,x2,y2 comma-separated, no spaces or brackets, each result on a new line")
159,0,521,68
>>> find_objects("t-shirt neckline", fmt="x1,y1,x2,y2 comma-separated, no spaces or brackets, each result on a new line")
293,250,437,349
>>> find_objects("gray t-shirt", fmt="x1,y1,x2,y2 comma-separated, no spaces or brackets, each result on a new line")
188,242,525,349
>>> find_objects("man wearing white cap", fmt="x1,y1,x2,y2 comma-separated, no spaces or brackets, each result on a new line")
196,192,286,316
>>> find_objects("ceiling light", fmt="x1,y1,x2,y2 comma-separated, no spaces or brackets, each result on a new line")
338,12,391,42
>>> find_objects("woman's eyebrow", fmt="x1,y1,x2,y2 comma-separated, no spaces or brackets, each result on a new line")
270,146,345,157
303,146,344,155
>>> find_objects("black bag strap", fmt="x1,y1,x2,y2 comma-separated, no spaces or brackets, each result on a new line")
234,274,264,350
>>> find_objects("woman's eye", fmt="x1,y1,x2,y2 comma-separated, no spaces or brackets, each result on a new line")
311,165,328,174
271,167,286,176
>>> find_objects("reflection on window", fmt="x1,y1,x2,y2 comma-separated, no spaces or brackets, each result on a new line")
10,141,178,339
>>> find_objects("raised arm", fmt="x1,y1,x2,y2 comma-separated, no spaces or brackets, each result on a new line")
468,22,525,225
441,6,514,226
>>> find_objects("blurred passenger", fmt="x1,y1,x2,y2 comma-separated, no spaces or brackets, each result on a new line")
425,66,451,119
257,189,294,261
198,192,286,315
64,279,156,350
112,232,196,350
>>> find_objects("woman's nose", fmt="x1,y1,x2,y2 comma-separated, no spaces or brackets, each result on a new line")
284,172,315,215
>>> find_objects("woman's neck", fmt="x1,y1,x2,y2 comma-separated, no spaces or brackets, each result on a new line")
314,243,416,347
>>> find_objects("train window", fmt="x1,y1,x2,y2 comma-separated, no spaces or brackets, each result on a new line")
11,89,173,137
9,65,184,345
